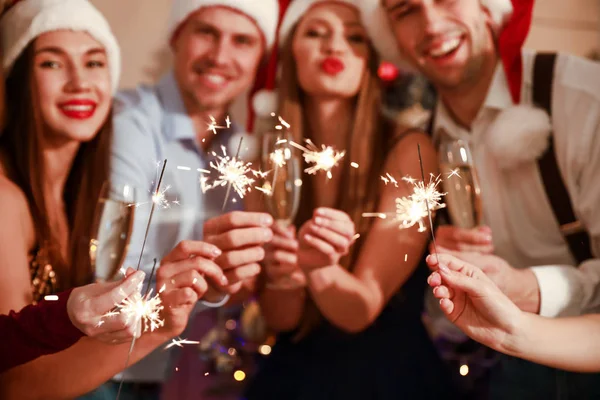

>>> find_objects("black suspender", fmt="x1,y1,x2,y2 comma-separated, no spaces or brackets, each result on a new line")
533,53,593,263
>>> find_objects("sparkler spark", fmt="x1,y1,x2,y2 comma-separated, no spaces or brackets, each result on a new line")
447,168,461,179
200,145,268,203
164,337,200,350
363,172,446,233
288,139,345,179
103,289,164,333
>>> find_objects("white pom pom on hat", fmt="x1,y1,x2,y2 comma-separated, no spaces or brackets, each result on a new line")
485,104,552,169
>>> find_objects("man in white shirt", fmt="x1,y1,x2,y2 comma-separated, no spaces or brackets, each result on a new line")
79,1,279,399
359,0,600,398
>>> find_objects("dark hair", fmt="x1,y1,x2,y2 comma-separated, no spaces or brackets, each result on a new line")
0,42,112,290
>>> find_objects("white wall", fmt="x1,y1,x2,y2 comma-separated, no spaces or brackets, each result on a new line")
93,0,600,90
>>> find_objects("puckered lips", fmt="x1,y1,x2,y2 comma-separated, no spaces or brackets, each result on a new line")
321,57,345,75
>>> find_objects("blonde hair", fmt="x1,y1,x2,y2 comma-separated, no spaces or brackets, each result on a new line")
277,24,391,339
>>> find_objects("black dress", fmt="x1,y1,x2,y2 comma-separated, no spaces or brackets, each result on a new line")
244,259,460,400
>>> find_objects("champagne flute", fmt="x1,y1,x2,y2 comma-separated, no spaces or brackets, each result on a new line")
261,131,302,289
438,138,483,229
90,182,137,282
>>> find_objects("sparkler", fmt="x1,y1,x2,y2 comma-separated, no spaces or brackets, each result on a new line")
113,259,163,400
362,162,446,233
199,142,269,209
287,139,345,179
135,159,167,271
418,144,439,255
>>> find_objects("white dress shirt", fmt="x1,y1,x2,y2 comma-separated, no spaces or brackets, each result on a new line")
434,50,600,318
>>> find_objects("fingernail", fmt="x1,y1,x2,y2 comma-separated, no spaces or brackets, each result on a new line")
439,263,450,273
262,215,273,226
221,276,228,285
315,217,323,225
426,255,431,263
305,234,314,241
212,247,222,256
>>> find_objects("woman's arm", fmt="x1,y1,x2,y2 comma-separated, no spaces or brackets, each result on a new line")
302,132,437,332
428,253,600,373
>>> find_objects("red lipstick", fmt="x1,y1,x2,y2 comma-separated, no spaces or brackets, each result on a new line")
58,99,97,120
321,57,345,75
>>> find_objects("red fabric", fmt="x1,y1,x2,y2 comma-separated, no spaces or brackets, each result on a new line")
498,0,535,104
0,289,83,373
246,0,292,132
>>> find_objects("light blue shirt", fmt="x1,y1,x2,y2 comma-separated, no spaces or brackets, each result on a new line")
110,71,242,382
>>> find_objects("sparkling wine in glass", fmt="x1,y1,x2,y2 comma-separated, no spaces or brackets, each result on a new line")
261,131,301,225
438,138,483,229
90,182,137,282
261,131,303,289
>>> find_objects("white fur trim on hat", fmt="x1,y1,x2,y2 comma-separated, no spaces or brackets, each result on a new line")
0,0,121,93
486,104,552,169
169,0,279,49
278,0,357,48
358,0,513,70
252,89,278,118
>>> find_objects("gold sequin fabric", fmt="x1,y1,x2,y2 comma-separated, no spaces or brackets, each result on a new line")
29,247,58,305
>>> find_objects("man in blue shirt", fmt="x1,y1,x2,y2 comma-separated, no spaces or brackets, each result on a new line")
84,1,280,399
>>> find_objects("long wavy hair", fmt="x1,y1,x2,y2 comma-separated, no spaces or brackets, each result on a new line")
277,22,394,339
0,42,112,290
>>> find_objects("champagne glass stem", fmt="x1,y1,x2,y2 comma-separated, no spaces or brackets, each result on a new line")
270,163,280,196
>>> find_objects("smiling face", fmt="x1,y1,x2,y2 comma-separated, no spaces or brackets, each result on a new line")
171,6,265,114
292,3,370,99
33,30,112,146
383,0,495,90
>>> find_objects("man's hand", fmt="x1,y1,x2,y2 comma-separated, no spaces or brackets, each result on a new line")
432,225,494,254
156,241,226,338
434,248,541,313
203,211,273,294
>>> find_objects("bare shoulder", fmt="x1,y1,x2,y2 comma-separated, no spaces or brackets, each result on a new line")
387,127,436,166
0,173,35,243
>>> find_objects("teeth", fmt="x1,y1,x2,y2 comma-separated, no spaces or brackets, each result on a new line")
62,105,93,111
429,37,461,58
205,74,225,84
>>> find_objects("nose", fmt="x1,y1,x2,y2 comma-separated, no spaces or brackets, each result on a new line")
421,3,446,37
323,32,348,55
207,37,232,66
65,65,91,93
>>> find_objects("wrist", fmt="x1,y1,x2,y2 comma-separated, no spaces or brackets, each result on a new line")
499,309,531,358
305,264,338,292
511,268,541,313
265,269,307,290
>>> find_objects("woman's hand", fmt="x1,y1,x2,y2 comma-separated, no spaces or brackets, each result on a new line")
298,208,355,271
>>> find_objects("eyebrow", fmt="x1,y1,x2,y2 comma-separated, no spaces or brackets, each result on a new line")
305,18,365,28
35,46,107,56
193,20,260,39
386,0,409,12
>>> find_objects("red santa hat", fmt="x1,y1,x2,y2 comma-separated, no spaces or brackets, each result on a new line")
168,0,280,49
0,0,121,93
251,0,362,122
485,0,553,169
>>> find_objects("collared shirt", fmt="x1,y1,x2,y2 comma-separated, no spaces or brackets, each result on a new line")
434,50,600,318
110,71,242,382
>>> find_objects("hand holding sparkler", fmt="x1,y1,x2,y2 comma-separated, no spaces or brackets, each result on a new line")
67,269,146,344
154,241,227,338
263,222,306,289
203,211,274,294
298,208,356,271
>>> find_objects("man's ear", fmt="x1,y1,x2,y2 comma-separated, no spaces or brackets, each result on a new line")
481,6,503,37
